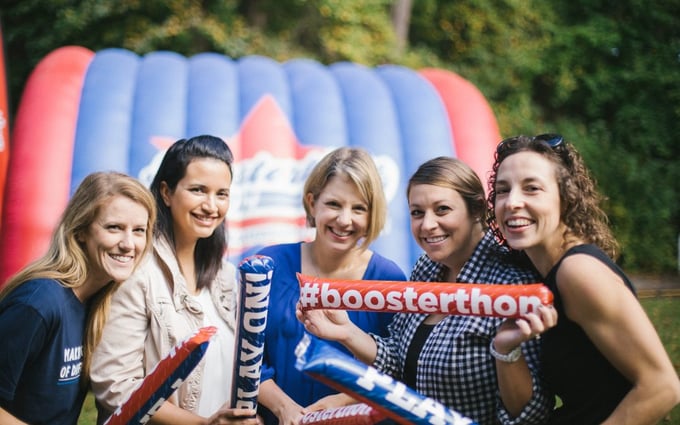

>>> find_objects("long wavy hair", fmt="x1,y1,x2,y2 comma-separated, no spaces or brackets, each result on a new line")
486,135,619,259
302,147,388,249
1,171,156,386
150,135,234,290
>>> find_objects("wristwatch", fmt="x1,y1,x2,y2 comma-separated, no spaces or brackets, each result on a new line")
489,340,522,363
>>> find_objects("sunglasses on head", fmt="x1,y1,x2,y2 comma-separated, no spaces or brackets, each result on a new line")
496,133,564,155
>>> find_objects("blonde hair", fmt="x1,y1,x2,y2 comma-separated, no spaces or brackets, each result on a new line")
1,171,156,385
302,147,387,248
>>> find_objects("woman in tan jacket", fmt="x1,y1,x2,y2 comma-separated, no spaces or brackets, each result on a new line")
91,135,259,425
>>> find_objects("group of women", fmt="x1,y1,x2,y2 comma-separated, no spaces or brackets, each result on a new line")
0,133,678,425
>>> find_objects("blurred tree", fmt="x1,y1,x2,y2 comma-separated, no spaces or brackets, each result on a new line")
542,0,680,271
409,0,680,272
391,0,413,52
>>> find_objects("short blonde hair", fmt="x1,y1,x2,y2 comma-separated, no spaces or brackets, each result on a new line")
303,147,387,248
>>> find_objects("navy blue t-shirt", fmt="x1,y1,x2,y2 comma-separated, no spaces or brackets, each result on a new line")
0,278,89,425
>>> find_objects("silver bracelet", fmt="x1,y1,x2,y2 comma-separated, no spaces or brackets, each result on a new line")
489,340,522,363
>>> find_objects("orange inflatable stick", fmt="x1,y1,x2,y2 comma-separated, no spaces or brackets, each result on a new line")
297,273,552,319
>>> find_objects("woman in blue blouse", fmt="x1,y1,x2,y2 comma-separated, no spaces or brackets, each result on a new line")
298,157,555,425
256,147,406,425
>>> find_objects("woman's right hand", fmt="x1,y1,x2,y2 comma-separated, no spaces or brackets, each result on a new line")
306,393,357,412
295,301,351,341
205,407,260,425
273,401,307,425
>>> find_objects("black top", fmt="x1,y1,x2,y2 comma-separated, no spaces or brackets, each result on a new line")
542,244,634,425
403,323,436,388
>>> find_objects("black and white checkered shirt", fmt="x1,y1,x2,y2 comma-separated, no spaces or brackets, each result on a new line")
371,231,553,425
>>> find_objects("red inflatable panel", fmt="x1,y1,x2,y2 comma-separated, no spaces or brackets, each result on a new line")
0,23,9,230
0,46,94,285
419,68,500,190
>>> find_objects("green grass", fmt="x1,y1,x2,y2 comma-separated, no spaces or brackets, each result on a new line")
77,297,680,424
79,392,97,424
641,297,680,424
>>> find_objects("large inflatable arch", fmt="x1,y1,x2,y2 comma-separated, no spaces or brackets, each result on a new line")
0,46,500,283
0,25,9,234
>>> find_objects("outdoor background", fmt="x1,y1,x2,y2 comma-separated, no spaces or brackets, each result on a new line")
3,0,679,275
1,0,678,423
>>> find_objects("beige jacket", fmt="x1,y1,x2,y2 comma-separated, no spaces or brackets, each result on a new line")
90,236,237,421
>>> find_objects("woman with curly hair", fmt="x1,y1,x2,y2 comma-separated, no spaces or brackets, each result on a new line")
487,134,680,425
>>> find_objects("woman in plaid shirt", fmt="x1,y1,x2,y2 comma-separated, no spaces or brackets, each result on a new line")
298,156,554,424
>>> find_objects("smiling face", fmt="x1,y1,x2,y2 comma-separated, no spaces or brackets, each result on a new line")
81,195,150,288
494,151,566,266
408,183,482,270
161,157,232,248
307,174,369,253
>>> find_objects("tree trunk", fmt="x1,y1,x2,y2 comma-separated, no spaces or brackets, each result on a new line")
391,0,413,53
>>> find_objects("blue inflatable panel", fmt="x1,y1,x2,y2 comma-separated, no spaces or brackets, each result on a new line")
128,51,188,176
329,62,409,272
284,58,347,148
186,53,240,140
238,55,291,123
377,65,455,174
70,48,140,194
377,65,456,267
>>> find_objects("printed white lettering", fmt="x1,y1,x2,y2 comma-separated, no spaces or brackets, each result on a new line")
239,358,263,379
321,284,341,308
63,346,83,362
243,310,267,333
245,281,271,308
239,339,262,362
355,367,393,391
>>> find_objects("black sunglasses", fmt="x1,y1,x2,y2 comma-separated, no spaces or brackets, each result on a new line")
496,133,564,154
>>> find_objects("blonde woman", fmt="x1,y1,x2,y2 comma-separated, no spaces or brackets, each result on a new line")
257,147,406,425
0,171,155,425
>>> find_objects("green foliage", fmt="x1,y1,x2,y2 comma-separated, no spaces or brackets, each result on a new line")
409,0,680,273
1,0,678,272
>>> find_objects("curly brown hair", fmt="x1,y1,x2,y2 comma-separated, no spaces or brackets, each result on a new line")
486,135,619,259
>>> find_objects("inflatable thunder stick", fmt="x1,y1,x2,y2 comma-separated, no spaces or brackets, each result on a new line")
104,326,217,425
299,403,387,425
297,274,552,318
231,255,274,410
295,334,477,425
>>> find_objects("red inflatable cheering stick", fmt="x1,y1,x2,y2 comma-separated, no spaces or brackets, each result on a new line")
297,274,552,318
103,326,217,425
